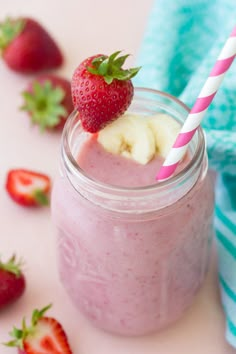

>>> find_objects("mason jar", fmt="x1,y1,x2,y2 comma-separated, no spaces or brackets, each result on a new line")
51,88,215,336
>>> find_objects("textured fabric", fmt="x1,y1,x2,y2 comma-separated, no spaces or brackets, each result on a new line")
134,0,236,347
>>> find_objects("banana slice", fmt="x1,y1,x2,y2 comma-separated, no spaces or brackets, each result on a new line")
98,114,156,165
97,113,180,165
148,114,180,158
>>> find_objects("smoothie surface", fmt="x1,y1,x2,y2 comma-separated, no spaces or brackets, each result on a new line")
77,136,189,188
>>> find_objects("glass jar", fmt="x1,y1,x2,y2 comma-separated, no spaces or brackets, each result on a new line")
51,88,215,336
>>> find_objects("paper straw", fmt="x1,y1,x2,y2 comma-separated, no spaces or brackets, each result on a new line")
156,26,236,181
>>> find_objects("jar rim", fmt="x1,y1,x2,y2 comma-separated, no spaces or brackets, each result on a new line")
62,87,205,194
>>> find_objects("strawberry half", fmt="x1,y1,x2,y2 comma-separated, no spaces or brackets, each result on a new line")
0,17,63,73
6,169,51,207
21,74,73,131
0,255,25,310
71,51,141,133
6,304,73,353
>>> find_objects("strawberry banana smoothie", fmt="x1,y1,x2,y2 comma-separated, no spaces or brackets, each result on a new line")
52,87,215,335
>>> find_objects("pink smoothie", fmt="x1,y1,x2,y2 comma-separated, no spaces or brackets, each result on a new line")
52,133,214,335
76,135,189,187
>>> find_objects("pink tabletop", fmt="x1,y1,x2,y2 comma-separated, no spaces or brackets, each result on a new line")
0,1,235,353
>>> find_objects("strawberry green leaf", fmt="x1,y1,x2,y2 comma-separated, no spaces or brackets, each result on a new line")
5,326,25,349
112,67,141,81
98,58,109,76
87,67,99,75
107,50,121,63
92,55,107,64
103,76,114,85
0,18,25,53
4,339,20,347
31,304,52,326
114,54,130,69
33,189,49,206
87,51,141,84
0,255,23,277
11,327,23,339
21,80,67,131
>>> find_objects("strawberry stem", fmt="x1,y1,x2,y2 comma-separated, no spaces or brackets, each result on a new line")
0,18,25,53
87,50,141,84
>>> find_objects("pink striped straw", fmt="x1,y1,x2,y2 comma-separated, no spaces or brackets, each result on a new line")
157,26,236,181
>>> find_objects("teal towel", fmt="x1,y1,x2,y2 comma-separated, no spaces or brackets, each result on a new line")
134,0,236,347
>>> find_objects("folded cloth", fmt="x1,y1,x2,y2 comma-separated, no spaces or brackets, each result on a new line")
133,0,236,347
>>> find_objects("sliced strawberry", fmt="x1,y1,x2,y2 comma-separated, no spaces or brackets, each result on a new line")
23,317,72,353
0,255,25,310
21,74,73,131
71,51,141,133
6,169,51,207
0,17,63,73
6,305,72,354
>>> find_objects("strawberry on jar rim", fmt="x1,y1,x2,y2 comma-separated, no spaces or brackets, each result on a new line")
0,17,63,73
21,74,73,131
0,255,25,310
71,51,141,133
6,169,51,207
5,304,73,353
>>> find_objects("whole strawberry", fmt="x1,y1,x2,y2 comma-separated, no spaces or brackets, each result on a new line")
0,255,25,310
6,169,51,207
0,17,63,73
71,51,141,133
21,74,73,131
6,305,73,353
